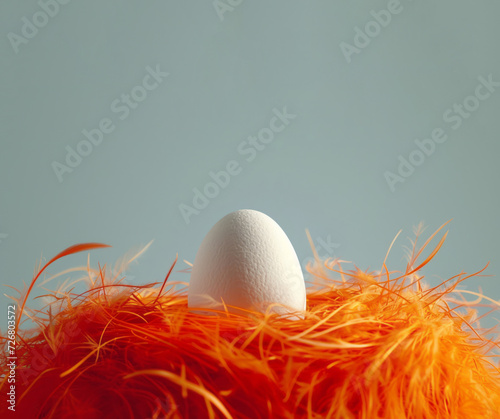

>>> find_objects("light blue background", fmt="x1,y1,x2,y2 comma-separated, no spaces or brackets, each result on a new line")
1,1,499,332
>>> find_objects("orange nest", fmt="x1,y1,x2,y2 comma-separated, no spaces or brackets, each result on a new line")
1,224,499,418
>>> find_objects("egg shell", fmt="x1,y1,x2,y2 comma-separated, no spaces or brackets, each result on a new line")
188,209,306,317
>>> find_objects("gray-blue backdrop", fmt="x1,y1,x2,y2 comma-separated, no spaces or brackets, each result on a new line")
1,1,499,333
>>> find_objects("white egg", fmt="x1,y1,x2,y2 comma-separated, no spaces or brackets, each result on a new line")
188,209,306,317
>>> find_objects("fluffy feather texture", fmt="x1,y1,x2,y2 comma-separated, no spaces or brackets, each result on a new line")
1,224,499,418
